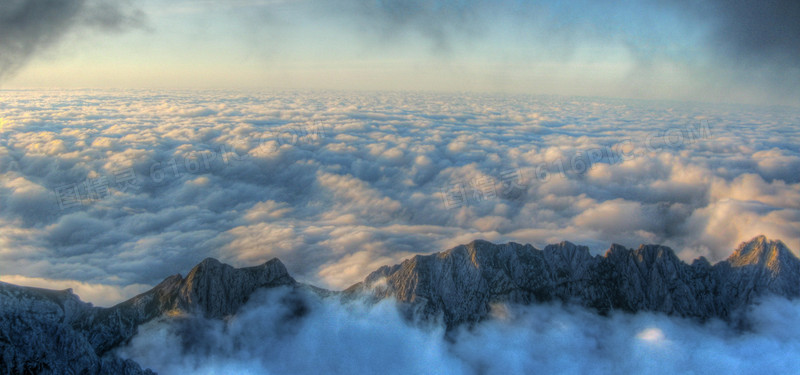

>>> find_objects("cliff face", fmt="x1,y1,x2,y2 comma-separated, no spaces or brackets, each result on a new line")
0,283,154,375
347,236,800,327
2,236,799,374
0,258,294,374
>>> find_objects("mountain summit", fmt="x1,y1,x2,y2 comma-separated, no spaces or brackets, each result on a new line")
2,236,798,374
726,235,794,269
718,235,800,303
0,257,295,374
346,236,800,327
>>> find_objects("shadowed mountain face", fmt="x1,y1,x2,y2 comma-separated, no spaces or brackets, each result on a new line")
346,235,800,327
1,235,798,374
0,258,295,375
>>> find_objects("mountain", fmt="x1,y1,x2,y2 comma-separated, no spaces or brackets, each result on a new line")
1,257,295,375
2,235,798,374
345,235,800,327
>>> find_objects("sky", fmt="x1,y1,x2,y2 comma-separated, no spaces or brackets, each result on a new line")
1,0,799,106
1,3,800,372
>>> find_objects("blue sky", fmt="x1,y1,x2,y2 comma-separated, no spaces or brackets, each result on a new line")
2,0,798,105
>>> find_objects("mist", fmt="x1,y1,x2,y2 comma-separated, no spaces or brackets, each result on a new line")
118,287,800,374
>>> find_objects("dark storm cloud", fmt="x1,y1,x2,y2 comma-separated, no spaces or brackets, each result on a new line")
662,0,800,100
347,0,800,67
0,0,143,80
330,0,800,103
335,0,613,55
673,0,800,66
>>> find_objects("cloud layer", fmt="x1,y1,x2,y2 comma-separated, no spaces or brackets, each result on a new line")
117,287,800,374
0,90,798,305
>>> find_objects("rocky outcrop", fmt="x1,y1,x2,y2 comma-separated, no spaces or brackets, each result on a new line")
78,257,296,355
346,235,800,327
0,284,154,375
0,258,294,374
2,236,799,373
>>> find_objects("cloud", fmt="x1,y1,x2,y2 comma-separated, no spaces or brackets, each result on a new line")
117,286,800,374
653,0,800,103
0,90,797,306
669,0,800,67
0,0,144,81
0,274,149,307
340,0,494,51
313,0,800,103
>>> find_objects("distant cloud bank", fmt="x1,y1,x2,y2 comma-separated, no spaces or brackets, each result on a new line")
0,90,798,305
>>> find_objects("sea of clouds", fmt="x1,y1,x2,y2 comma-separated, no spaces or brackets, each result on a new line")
0,89,798,306
116,286,800,375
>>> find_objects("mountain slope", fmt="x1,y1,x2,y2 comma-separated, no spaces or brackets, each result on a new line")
2,236,798,373
0,283,153,375
1,257,295,374
346,235,800,327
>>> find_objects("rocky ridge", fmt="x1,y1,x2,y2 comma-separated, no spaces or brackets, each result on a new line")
2,235,798,374
346,235,800,327
1,257,294,374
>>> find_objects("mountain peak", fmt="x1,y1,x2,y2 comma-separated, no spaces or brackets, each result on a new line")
4,236,800,374
603,243,631,258
467,239,493,246
727,235,796,270
633,244,680,263
463,239,495,255
185,257,289,281
262,257,286,268
197,257,223,266
437,239,500,267
178,257,295,318
351,237,800,327
187,257,228,276
558,240,578,248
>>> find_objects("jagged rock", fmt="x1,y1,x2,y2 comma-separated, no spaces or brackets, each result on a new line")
1,258,294,374
2,236,799,373
178,257,296,318
80,257,296,355
0,284,156,375
347,235,800,327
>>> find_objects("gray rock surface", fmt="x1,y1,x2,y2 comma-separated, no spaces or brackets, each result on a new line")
78,257,296,355
1,258,294,374
2,235,798,373
346,235,800,327
0,284,154,375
